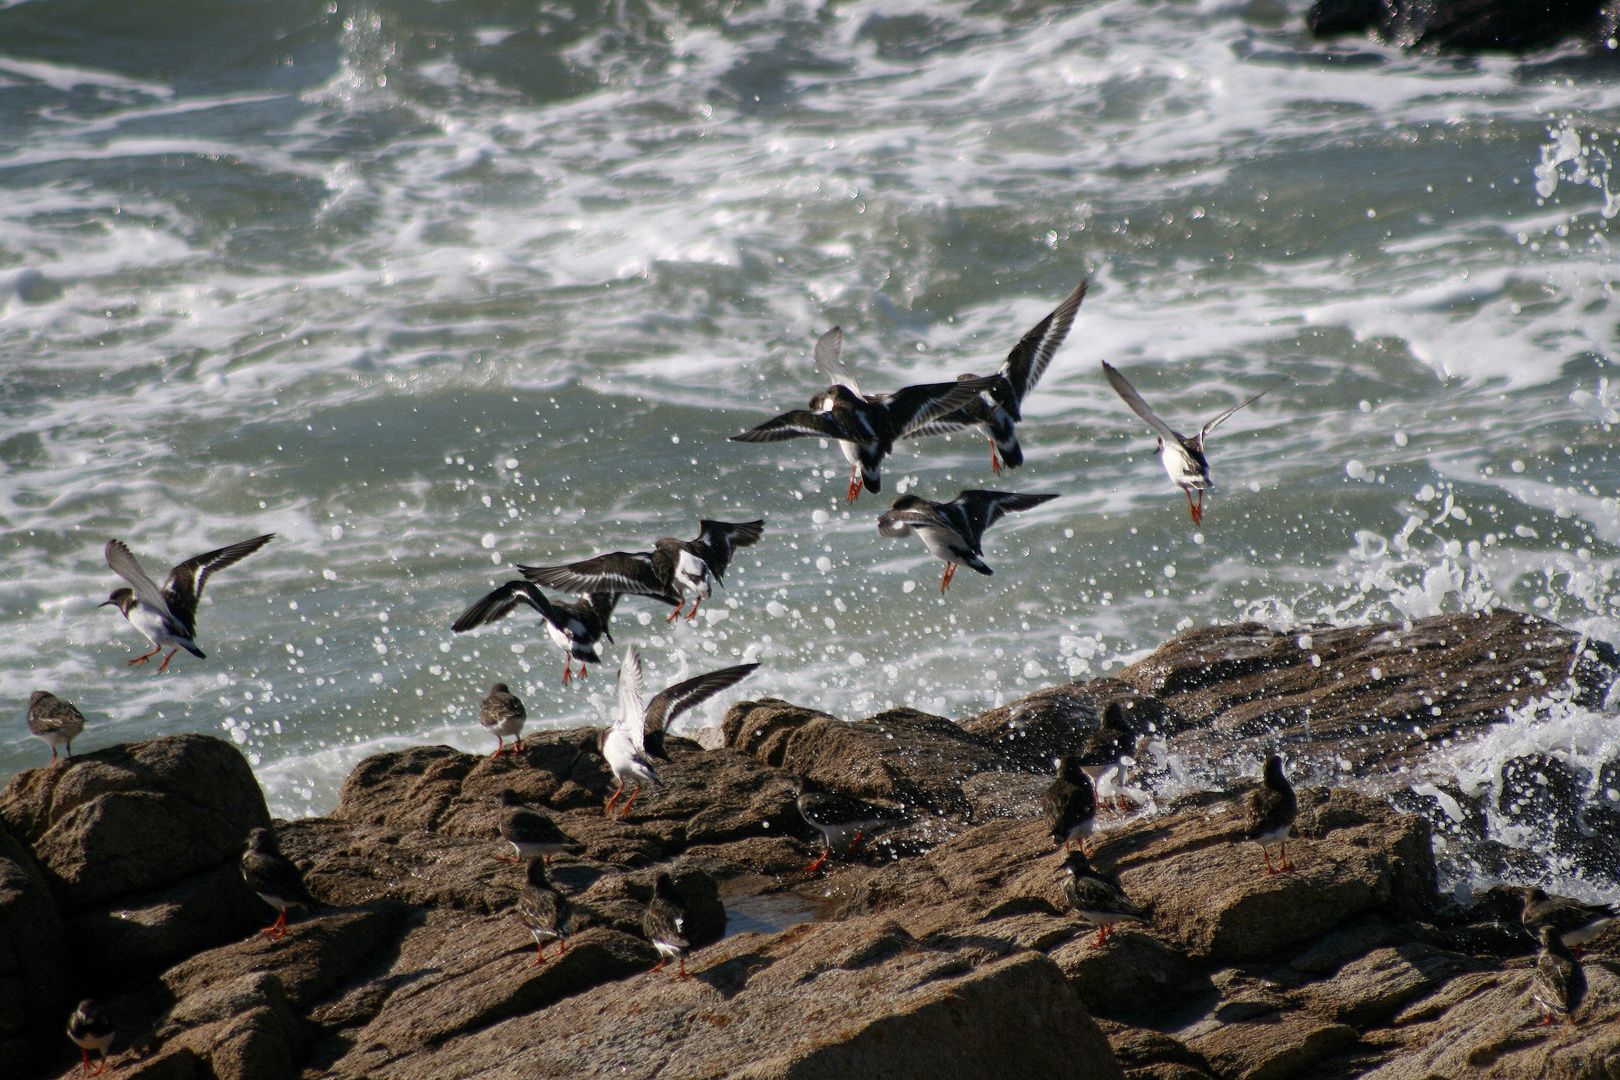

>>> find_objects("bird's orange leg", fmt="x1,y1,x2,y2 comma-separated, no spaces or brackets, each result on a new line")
562,659,574,686
618,784,642,817
531,941,546,966
676,956,689,979
260,909,289,939
127,645,161,668
603,780,624,817
803,844,832,874
1280,844,1296,872
847,464,862,503
650,957,668,973
155,648,180,674
940,563,957,592
665,604,682,623
685,597,702,621
990,443,1001,474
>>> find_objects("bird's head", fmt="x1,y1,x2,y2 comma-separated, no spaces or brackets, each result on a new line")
99,588,134,614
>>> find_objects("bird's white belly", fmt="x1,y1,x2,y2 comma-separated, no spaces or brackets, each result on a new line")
128,604,179,648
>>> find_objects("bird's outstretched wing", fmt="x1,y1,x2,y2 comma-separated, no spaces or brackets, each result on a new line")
522,551,673,604
1198,377,1289,445
162,534,276,636
105,540,172,616
452,579,556,632
955,490,1060,538
813,326,859,396
615,645,647,753
1102,362,1185,445
729,409,850,444
644,663,761,755
887,375,1001,438
1003,280,1086,405
693,520,765,584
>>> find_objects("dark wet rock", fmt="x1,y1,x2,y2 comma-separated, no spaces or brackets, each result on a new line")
1099,1021,1214,1078
0,819,71,1078
960,769,1048,821
1307,0,1616,54
0,735,272,912
1052,929,1206,1022
962,681,1183,771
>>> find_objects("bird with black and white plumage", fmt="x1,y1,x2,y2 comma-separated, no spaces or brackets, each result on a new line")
642,872,691,979
241,827,323,941
1043,755,1097,853
1102,361,1286,525
730,326,1001,502
1520,886,1617,959
493,789,575,865
1060,850,1146,948
514,857,572,966
877,488,1059,592
26,690,86,763
596,647,760,817
1531,924,1586,1026
521,519,764,624
1244,755,1298,874
452,580,618,686
913,280,1088,474
67,998,114,1076
793,779,908,875
477,683,527,757
99,534,275,673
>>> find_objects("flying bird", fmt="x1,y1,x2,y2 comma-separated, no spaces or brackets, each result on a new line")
452,582,617,685
1102,361,1285,525
877,489,1058,591
731,326,999,501
522,519,763,623
26,690,86,763
99,534,275,673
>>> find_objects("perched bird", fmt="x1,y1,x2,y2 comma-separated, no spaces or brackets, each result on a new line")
1531,924,1586,1026
99,534,275,673
793,780,908,875
918,280,1088,472
1060,850,1145,948
1244,755,1298,874
1102,361,1286,524
876,489,1058,591
730,326,999,501
66,998,114,1076
1043,755,1097,853
1520,887,1617,958
514,857,572,966
452,581,617,685
241,827,322,940
597,648,759,817
642,872,691,978
478,683,528,757
494,789,575,865
522,519,763,623
26,690,86,763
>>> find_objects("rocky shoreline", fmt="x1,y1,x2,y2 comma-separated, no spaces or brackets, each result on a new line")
4,608,1619,1079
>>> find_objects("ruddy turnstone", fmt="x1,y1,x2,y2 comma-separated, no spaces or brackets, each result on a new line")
1531,924,1586,1026
522,519,763,623
494,789,575,865
479,683,527,757
1060,850,1145,947
515,857,571,965
1043,755,1097,853
876,488,1058,591
241,827,322,941
793,780,907,875
1102,361,1286,525
1244,755,1298,874
596,648,759,817
1520,886,1617,958
26,690,86,762
642,871,691,978
918,280,1087,473
99,534,275,673
730,326,1000,501
451,581,617,685
67,998,114,1076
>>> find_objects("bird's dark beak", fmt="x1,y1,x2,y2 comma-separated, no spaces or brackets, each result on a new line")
97,598,115,608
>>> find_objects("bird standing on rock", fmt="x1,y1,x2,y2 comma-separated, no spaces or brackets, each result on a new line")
1043,755,1097,853
1060,851,1145,948
241,827,323,940
478,683,527,757
1244,755,1298,874
1531,924,1586,1026
451,581,617,685
1519,886,1617,959
26,690,86,762
730,326,1000,501
793,780,908,875
1102,361,1285,525
515,858,571,965
876,489,1058,592
494,789,574,865
642,872,691,979
99,534,275,673
67,998,114,1076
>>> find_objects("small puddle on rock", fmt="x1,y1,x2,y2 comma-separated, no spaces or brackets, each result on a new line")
723,890,841,937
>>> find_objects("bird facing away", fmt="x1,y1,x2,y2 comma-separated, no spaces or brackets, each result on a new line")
452,581,618,686
876,489,1059,591
27,690,86,763
1520,887,1618,958
522,519,764,623
67,998,114,1076
1531,924,1586,1026
596,648,760,817
1101,361,1286,525
479,683,527,757
917,279,1088,473
1043,755,1097,853
793,780,908,875
241,827,322,941
494,789,574,865
642,872,691,978
1061,851,1145,948
730,326,1001,501
514,857,572,965
1244,755,1298,874
99,534,275,673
